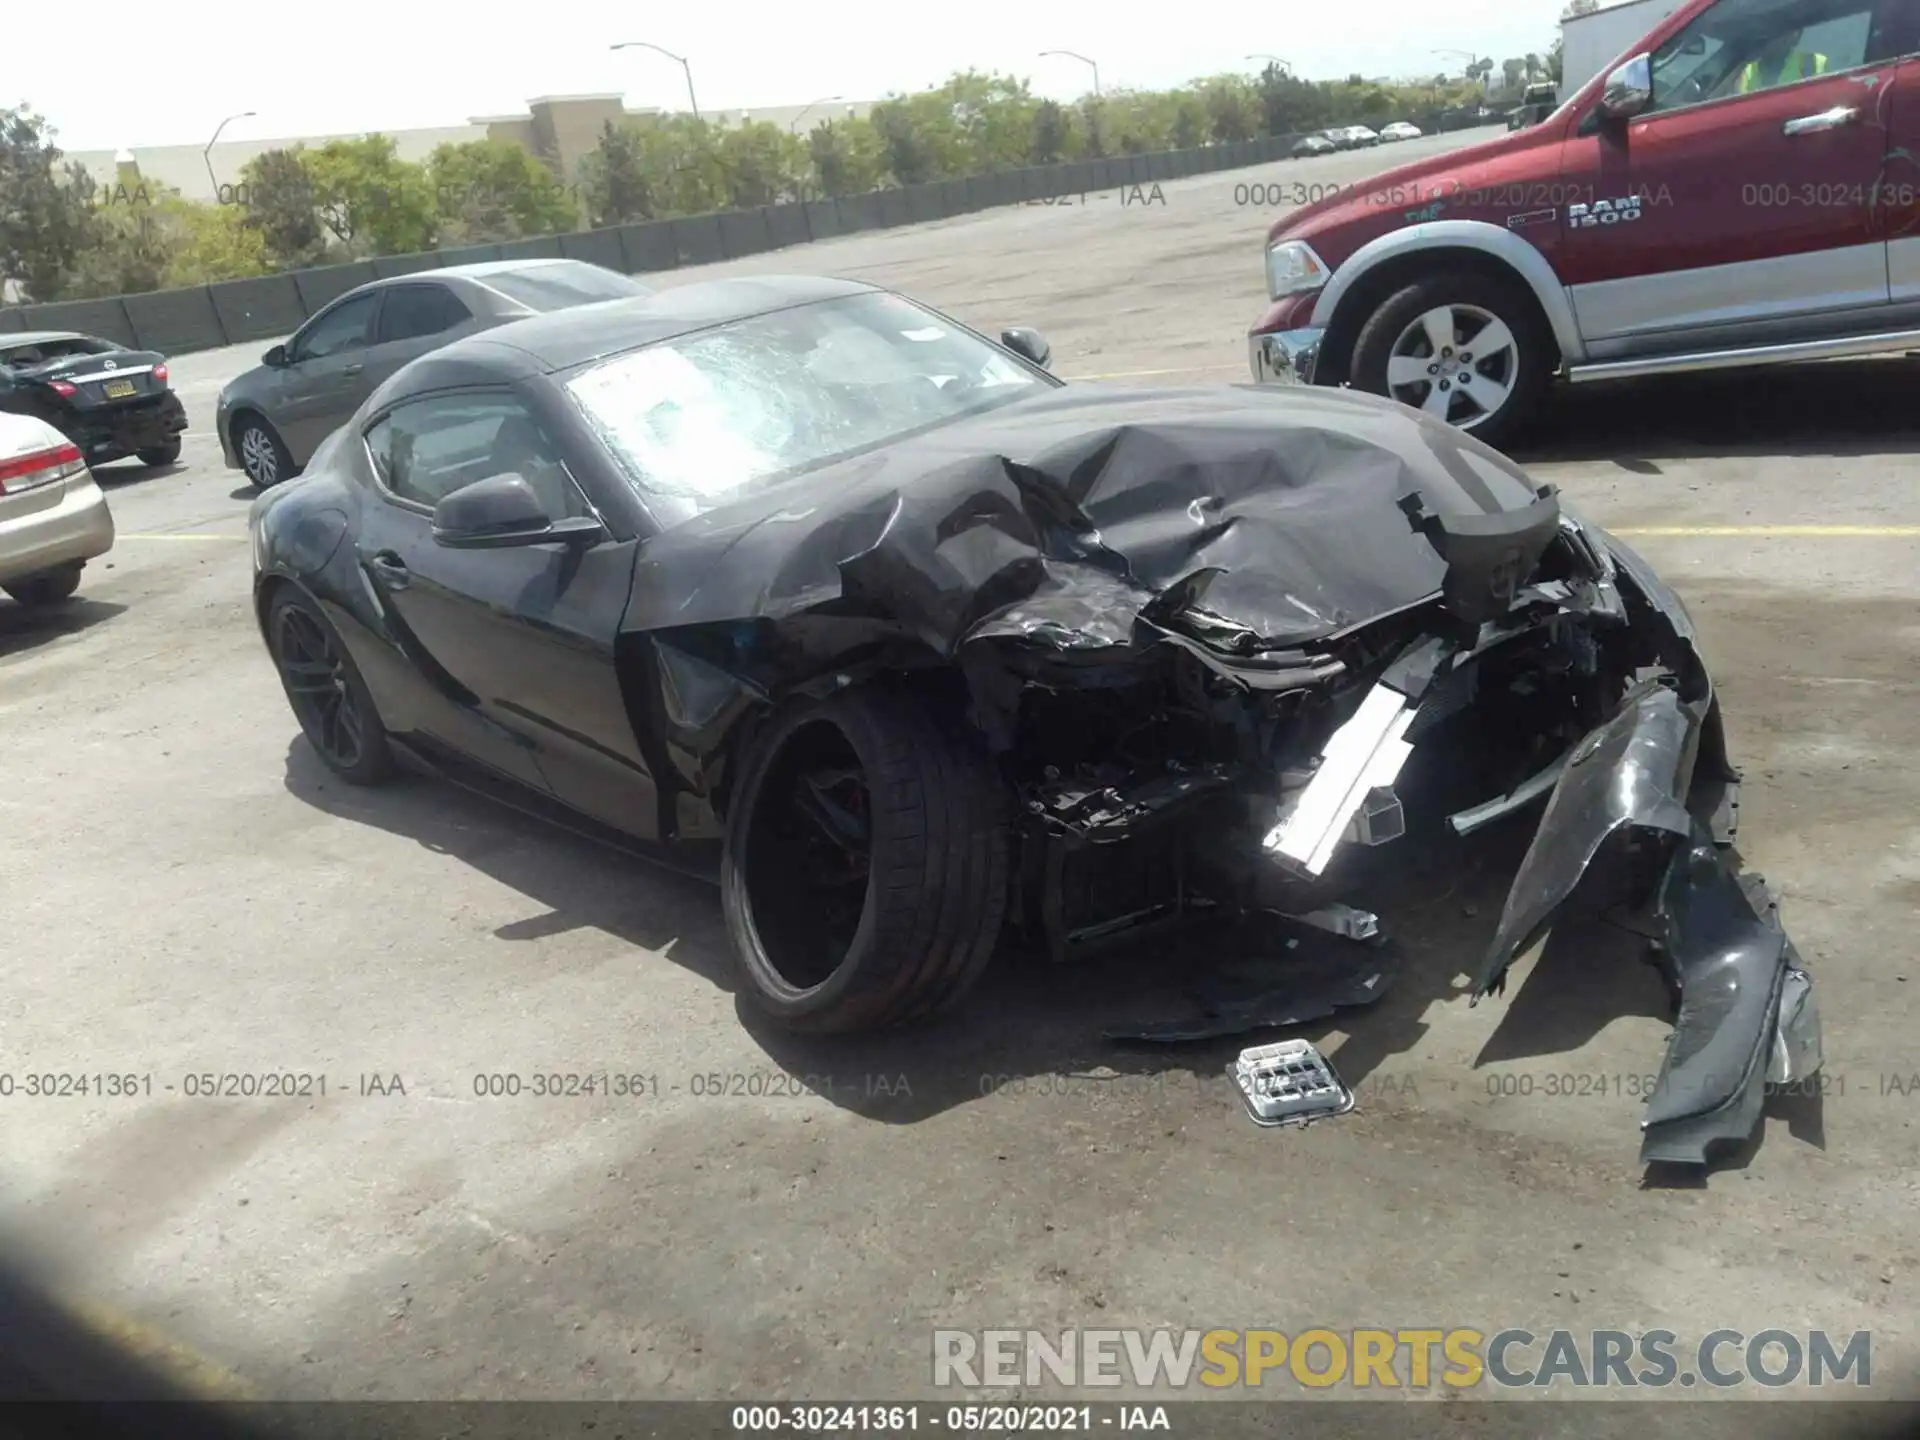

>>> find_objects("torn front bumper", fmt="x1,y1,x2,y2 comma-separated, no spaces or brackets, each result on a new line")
1249,328,1325,386
1474,533,1824,1164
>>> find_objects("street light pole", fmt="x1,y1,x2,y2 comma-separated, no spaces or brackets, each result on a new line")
790,96,844,135
1039,50,1101,98
611,41,701,120
204,111,255,202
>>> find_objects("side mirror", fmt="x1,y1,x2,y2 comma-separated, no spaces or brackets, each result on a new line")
264,343,289,368
431,473,604,550
1599,53,1653,120
1001,326,1052,370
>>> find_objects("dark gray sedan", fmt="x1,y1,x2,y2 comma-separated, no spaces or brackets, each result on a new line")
215,258,649,489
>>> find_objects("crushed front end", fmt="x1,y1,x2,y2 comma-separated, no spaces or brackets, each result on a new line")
960,487,1821,1165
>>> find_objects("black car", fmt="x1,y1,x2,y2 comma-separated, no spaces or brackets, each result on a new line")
250,275,1820,1165
1291,133,1337,157
0,331,188,467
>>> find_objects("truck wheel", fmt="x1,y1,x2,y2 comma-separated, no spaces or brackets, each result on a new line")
1350,270,1552,451
721,686,1011,1034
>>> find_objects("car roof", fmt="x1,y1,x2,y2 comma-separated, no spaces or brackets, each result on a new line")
2,331,97,349
434,273,883,372
345,257,606,295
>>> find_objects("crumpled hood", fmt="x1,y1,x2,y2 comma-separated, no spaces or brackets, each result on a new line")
623,382,1549,654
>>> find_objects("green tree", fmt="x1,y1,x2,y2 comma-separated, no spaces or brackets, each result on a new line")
304,135,437,256
238,147,326,268
870,98,936,185
1170,96,1204,149
160,195,273,286
1199,76,1257,143
1076,97,1108,159
0,106,98,302
806,119,887,198
61,199,170,298
715,121,808,207
579,121,657,224
1030,101,1069,163
428,139,578,242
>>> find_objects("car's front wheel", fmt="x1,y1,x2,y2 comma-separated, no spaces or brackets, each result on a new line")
234,416,293,490
3,564,83,606
721,686,1011,1034
1349,269,1553,451
266,587,393,785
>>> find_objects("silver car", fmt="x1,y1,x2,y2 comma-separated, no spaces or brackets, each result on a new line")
0,411,114,606
215,258,650,489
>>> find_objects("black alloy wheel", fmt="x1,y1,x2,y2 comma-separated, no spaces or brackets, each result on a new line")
268,591,392,784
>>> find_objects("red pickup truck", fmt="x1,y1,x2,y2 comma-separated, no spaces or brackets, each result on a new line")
1248,0,1920,446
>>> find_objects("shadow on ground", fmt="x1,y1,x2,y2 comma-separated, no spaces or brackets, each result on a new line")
0,597,127,658
1508,355,1920,464
94,459,184,488
279,731,1702,1144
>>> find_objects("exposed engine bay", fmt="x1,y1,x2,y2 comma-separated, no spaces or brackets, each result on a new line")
957,496,1819,1164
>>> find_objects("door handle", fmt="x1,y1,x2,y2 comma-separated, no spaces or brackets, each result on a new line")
341,363,364,376
1784,105,1857,135
366,551,410,590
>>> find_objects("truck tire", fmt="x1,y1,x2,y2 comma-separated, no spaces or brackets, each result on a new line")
1350,269,1553,452
721,685,1011,1034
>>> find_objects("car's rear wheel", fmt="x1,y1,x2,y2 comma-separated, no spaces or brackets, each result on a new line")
266,587,393,784
137,439,182,467
235,417,293,490
721,686,1011,1034
3,564,83,606
1350,269,1553,451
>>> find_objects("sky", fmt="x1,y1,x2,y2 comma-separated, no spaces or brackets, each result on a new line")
12,0,1569,153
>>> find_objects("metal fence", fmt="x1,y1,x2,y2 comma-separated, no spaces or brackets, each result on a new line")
0,123,1477,357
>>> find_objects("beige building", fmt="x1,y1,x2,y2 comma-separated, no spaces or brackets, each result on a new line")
68,94,877,203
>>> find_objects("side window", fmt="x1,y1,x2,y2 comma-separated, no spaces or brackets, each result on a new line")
291,293,378,362
375,284,473,345
1648,0,1885,112
363,392,590,520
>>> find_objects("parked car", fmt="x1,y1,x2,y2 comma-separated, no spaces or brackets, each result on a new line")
1379,121,1424,141
1247,0,1920,448
216,258,651,490
1292,133,1338,157
249,273,1818,1164
0,331,187,469
1341,125,1382,147
0,410,115,606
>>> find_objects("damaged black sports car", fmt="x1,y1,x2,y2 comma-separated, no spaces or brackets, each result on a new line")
249,275,1821,1163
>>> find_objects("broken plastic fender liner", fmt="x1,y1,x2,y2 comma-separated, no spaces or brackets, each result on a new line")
1474,684,1695,997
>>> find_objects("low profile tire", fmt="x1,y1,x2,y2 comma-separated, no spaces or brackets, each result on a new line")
266,587,393,785
234,416,293,490
1349,269,1553,451
3,564,82,606
137,438,182,467
721,686,1011,1034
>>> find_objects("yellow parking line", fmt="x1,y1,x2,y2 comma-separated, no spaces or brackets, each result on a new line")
60,1296,258,1400
1612,525,1920,537
121,532,248,541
